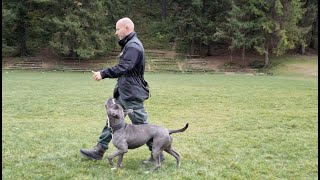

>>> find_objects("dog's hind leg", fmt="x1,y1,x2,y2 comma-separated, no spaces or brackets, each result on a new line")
145,149,162,173
150,151,162,173
164,145,181,168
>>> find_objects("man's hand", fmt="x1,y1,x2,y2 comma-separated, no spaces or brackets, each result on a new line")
92,71,102,81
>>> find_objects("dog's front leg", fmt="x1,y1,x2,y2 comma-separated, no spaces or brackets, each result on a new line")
108,149,128,169
117,153,124,168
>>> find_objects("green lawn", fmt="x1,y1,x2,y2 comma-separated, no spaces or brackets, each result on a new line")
2,68,318,179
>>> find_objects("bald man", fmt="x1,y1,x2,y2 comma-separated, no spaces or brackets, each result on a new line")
80,17,164,164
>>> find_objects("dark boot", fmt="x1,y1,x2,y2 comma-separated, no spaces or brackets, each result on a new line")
143,152,165,164
80,144,106,160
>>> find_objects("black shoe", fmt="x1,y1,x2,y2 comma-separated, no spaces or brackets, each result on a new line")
80,144,106,160
143,152,165,164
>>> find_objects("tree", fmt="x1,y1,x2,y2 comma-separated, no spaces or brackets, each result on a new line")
299,0,318,52
2,4,17,56
2,0,49,56
161,0,167,21
48,0,116,59
253,0,306,67
172,0,230,55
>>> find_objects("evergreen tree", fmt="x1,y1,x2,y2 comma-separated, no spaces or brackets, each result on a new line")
173,0,231,55
299,0,318,52
2,3,17,55
214,1,263,66
2,0,49,56
49,0,116,59
252,0,306,67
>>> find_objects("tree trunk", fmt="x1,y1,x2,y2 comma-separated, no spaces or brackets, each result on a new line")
17,5,28,56
147,0,152,15
69,32,78,59
230,48,233,63
172,37,177,51
18,29,28,56
161,0,167,21
311,16,318,49
191,37,195,55
300,42,306,55
263,49,269,68
207,44,212,56
242,46,245,67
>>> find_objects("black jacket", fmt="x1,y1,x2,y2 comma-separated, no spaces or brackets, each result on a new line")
100,32,149,101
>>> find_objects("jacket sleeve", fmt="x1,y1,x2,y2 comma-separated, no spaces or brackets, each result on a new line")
100,45,140,78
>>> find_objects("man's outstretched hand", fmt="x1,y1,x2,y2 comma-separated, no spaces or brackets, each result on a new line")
92,71,102,81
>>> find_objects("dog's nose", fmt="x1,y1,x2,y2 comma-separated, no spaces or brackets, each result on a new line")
111,112,117,117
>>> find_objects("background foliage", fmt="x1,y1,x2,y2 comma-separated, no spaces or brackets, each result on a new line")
2,0,318,63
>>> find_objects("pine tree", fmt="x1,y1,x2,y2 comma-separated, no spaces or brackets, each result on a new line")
213,1,263,66
299,0,318,52
252,0,306,67
2,0,49,56
173,0,232,55
49,0,116,59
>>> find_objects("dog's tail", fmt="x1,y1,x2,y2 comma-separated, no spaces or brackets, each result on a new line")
169,123,189,134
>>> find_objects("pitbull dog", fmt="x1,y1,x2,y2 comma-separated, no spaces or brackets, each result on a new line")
105,98,188,173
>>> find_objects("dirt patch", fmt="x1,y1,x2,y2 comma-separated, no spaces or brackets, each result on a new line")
203,50,263,70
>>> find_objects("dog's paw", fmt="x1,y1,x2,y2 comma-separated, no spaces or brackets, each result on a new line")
144,171,151,174
108,159,114,166
111,167,117,171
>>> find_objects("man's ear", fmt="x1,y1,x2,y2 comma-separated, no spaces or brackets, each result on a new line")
124,109,133,116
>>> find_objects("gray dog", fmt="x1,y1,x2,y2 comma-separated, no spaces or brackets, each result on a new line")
105,98,188,173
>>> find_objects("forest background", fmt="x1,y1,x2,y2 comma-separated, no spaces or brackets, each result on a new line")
2,0,318,69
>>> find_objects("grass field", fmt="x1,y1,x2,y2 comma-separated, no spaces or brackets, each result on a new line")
2,57,318,179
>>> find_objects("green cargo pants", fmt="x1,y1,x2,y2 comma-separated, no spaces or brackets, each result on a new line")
97,96,152,151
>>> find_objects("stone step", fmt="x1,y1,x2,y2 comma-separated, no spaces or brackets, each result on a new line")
13,63,42,66
145,50,166,54
59,68,92,72
15,61,42,64
6,66,45,69
186,61,207,65
152,62,177,65
186,55,202,59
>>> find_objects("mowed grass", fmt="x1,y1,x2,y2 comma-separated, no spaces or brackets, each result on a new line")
2,67,318,179
268,54,318,77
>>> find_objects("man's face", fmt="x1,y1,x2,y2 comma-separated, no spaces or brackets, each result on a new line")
115,22,127,40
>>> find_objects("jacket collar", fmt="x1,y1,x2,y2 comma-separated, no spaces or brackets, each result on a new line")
118,32,136,48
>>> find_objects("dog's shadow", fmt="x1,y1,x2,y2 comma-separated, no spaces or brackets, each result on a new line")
122,155,178,172
117,156,149,170
78,153,179,174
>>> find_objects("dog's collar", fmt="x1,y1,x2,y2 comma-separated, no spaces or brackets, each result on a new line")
110,121,126,133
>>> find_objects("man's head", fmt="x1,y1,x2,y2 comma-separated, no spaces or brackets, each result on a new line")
115,17,134,40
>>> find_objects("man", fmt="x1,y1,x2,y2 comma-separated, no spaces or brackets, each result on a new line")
80,17,164,164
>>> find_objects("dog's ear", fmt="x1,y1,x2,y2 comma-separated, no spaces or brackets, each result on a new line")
105,98,113,107
124,109,133,116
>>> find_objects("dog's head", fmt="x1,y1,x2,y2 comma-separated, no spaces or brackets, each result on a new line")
105,98,133,127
